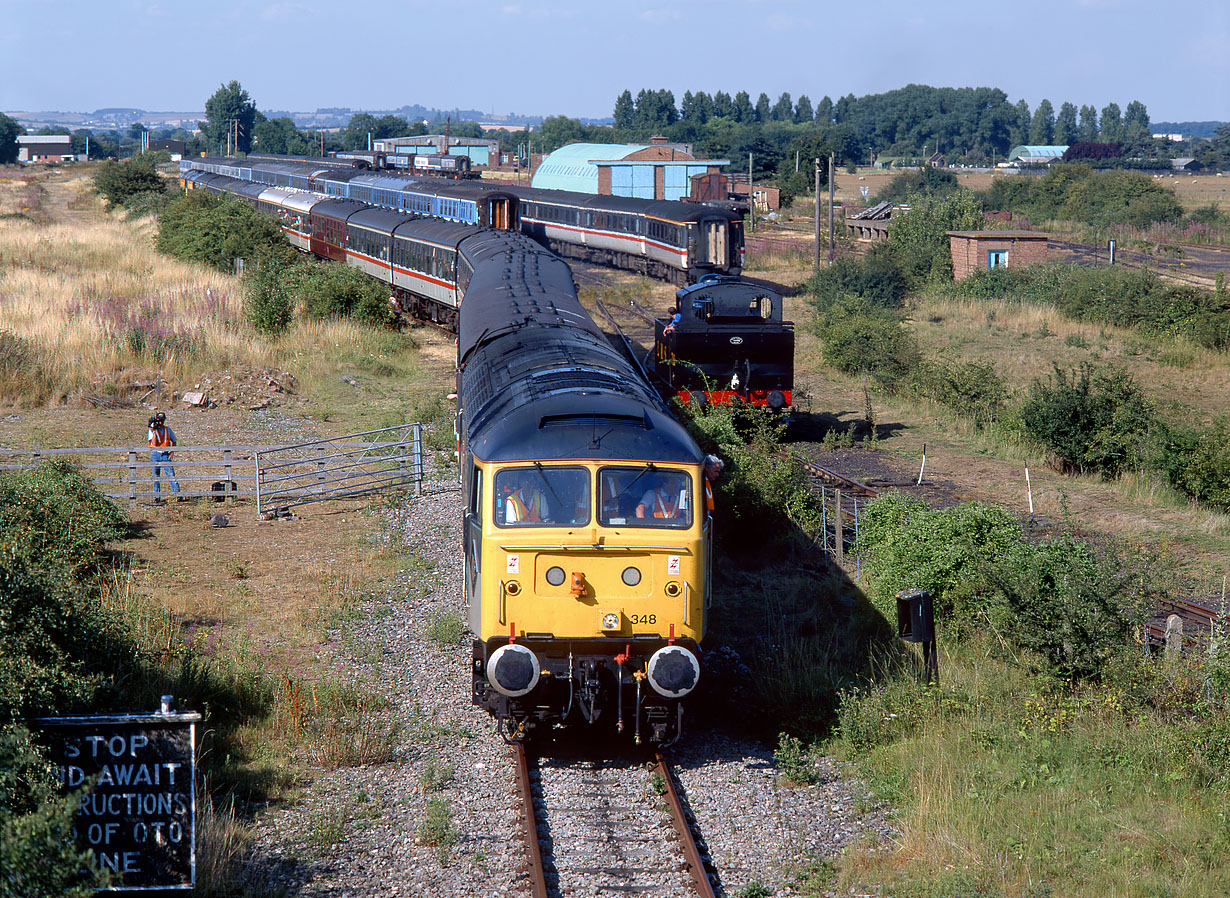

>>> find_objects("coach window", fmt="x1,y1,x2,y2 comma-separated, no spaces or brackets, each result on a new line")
494,466,590,527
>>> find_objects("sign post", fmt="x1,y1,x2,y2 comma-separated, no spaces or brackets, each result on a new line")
30,698,201,891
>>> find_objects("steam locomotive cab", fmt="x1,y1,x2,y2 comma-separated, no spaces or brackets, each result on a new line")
654,275,794,409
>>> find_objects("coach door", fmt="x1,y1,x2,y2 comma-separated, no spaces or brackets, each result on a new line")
483,196,518,230
701,217,727,267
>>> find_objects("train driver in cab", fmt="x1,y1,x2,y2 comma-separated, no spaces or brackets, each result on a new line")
636,473,687,521
504,469,550,524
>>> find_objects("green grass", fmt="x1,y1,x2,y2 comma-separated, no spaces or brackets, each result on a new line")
830,636,1230,898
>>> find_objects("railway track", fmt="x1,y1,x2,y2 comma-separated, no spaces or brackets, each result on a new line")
1145,596,1226,652
515,743,717,898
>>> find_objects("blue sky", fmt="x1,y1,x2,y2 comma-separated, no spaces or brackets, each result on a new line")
2,0,1226,122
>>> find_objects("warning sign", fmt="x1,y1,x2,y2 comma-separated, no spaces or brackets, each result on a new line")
31,706,200,890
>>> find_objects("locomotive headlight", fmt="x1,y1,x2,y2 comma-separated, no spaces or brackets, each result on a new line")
546,566,566,587
647,645,700,698
486,644,540,697
621,566,641,587
601,612,621,631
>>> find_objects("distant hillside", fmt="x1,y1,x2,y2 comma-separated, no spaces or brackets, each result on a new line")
1153,121,1227,138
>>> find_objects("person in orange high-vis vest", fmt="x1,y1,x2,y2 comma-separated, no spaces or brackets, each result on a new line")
148,412,181,503
703,454,724,517
505,472,549,524
636,477,680,520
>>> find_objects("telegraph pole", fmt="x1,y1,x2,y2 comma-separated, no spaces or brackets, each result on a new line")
813,157,821,269
827,152,835,262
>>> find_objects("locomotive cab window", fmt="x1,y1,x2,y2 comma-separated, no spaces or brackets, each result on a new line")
599,467,692,529
495,466,590,527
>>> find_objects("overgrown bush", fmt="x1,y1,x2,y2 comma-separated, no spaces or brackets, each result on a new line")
93,154,166,211
1019,363,1157,477
857,493,1020,623
808,243,910,311
873,166,958,203
815,295,920,390
981,534,1162,681
0,724,109,896
244,253,296,336
156,191,288,274
908,356,1008,427
887,188,985,284
299,262,392,327
1155,420,1230,510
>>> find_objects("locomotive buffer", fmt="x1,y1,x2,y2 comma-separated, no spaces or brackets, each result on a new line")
652,275,794,410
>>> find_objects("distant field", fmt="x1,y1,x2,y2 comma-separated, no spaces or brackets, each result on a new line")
836,167,1229,211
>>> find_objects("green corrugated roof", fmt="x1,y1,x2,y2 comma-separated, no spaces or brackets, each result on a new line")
1008,145,1069,160
531,143,648,192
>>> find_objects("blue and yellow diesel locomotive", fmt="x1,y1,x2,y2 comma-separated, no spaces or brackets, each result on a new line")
456,231,708,745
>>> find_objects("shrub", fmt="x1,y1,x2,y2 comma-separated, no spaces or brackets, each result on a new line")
1019,363,1158,477
244,254,296,336
157,191,288,274
874,166,958,203
774,732,819,786
908,356,1008,427
858,493,1021,623
982,534,1162,681
300,262,392,327
808,243,909,311
816,295,920,389
0,725,109,896
1155,420,1230,510
93,155,165,211
888,188,985,284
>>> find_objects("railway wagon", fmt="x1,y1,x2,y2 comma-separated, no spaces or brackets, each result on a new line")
654,275,794,409
457,230,708,745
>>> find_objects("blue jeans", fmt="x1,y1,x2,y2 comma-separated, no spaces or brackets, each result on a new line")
151,450,180,497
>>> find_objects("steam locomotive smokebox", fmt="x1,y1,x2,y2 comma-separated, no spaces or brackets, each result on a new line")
896,588,935,643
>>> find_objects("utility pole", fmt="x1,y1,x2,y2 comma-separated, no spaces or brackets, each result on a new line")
748,152,754,233
827,152,835,262
813,157,821,269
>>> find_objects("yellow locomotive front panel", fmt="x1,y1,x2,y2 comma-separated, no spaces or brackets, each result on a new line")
478,462,707,643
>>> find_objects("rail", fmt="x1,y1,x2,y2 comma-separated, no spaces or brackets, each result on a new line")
516,746,716,897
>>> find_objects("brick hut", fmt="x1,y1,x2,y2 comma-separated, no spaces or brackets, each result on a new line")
947,230,1048,281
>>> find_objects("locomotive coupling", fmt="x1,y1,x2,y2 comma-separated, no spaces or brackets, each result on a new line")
487,643,540,697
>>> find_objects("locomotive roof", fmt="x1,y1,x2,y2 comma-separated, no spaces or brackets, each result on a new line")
457,233,595,362
461,327,699,465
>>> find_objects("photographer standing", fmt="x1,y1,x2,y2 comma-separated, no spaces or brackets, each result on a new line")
148,412,182,503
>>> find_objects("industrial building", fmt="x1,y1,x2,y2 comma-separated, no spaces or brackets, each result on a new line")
16,134,75,163
531,139,727,201
1006,145,1069,165
948,230,1049,280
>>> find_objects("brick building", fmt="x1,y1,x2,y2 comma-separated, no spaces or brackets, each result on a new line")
947,230,1048,280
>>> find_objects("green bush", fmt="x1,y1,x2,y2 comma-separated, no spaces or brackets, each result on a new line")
858,493,1021,623
1019,363,1158,477
300,262,391,327
816,295,920,389
982,534,1161,681
1059,170,1183,228
874,166,958,203
908,356,1008,427
0,459,128,585
0,725,110,897
808,243,909,311
93,155,166,211
156,191,288,274
1155,420,1230,510
244,253,296,336
888,188,985,284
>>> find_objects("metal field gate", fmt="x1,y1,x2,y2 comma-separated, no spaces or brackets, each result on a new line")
254,424,423,515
